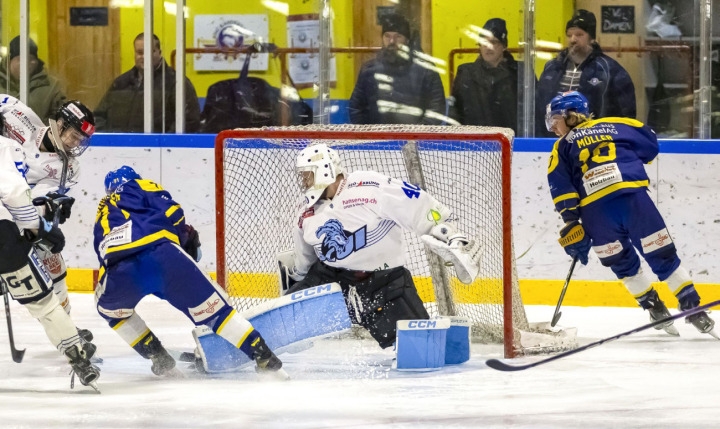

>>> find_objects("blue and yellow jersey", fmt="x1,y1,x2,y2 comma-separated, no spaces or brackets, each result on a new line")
93,179,186,267
547,117,659,222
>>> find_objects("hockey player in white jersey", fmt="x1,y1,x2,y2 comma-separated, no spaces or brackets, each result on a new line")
0,95,95,343
280,144,481,348
0,134,99,391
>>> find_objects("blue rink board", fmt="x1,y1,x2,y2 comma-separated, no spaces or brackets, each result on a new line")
90,133,720,154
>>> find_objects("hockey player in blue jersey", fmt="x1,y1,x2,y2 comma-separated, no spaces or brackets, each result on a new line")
546,91,717,338
94,166,285,375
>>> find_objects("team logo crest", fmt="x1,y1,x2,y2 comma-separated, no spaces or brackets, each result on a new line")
315,219,367,262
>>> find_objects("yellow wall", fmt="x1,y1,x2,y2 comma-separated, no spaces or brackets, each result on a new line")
431,0,575,95
117,0,355,100
1,0,49,61
3,1,575,100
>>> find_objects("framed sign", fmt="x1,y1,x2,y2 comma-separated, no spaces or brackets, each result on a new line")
601,6,635,34
193,15,269,72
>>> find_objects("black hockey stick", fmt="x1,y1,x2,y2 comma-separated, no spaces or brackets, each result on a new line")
486,299,720,372
1,281,26,363
551,256,578,327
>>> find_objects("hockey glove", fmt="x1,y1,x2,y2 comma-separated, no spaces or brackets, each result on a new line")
421,223,482,285
180,224,201,262
33,193,75,224
26,217,66,254
558,220,591,265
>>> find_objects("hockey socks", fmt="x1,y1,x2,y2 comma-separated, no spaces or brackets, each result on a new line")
210,309,259,359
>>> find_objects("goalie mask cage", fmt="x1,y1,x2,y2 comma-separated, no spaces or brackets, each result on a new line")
215,124,527,358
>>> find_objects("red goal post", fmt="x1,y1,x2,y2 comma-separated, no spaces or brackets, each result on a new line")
215,124,522,358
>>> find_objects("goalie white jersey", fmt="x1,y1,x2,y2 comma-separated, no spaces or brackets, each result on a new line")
293,170,452,275
0,94,79,194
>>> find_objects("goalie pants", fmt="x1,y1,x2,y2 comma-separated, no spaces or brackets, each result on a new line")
288,261,429,348
581,191,700,309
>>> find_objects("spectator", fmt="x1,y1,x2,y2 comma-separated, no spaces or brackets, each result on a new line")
450,18,530,133
348,13,447,125
0,36,67,122
94,33,201,133
536,9,636,136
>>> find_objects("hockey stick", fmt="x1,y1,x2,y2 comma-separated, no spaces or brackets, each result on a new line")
1,280,26,363
486,300,720,372
551,256,578,327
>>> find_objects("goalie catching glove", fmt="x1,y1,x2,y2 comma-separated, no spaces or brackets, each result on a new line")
33,192,75,224
421,223,482,284
558,220,591,265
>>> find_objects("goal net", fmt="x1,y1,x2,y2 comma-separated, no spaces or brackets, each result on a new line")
215,124,528,357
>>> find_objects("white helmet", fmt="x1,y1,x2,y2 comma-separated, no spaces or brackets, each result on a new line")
296,143,344,209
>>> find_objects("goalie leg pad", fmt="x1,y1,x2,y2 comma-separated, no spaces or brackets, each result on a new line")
395,318,450,371
445,317,471,365
194,283,351,373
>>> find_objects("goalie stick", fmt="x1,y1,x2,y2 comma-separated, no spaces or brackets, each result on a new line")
551,256,578,327
486,299,720,372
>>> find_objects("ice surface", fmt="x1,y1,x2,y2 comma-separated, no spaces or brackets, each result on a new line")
1,294,719,429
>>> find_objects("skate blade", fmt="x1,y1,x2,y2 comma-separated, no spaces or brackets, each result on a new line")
707,329,720,340
88,381,101,394
162,367,186,379
663,324,680,336
258,367,290,381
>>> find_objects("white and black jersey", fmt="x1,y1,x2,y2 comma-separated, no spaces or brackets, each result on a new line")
293,170,453,275
0,135,39,230
0,94,79,195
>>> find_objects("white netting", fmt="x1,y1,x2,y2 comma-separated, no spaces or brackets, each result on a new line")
216,124,527,345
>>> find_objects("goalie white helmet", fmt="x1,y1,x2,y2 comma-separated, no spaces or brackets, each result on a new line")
296,143,344,209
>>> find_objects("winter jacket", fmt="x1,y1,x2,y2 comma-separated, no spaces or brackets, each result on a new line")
349,52,447,125
450,51,530,133
536,43,636,136
0,60,66,123
94,60,201,133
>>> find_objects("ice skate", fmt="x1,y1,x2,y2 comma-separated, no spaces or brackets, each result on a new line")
686,311,719,339
251,336,288,380
65,343,101,393
77,328,93,342
147,339,182,377
647,297,679,336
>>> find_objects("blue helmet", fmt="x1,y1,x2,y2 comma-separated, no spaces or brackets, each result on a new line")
105,166,141,195
545,91,590,131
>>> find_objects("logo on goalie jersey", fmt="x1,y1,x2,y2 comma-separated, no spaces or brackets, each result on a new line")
315,219,367,262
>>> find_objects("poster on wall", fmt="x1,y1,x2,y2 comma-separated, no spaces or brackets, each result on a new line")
287,14,336,88
601,6,635,34
193,14,269,72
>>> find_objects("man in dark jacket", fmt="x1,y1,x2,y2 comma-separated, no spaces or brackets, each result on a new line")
536,10,636,136
94,33,201,133
450,18,528,133
348,14,447,125
0,36,66,122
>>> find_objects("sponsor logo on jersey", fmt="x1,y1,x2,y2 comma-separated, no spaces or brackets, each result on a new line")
40,254,63,275
342,197,377,209
315,219,367,262
427,208,442,224
641,228,673,254
97,305,134,319
98,221,133,258
43,164,59,180
582,162,622,196
298,207,314,228
347,180,380,189
11,109,38,134
189,292,226,322
592,241,623,258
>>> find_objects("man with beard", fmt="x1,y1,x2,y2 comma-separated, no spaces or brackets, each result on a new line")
348,13,447,125
535,9,636,136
